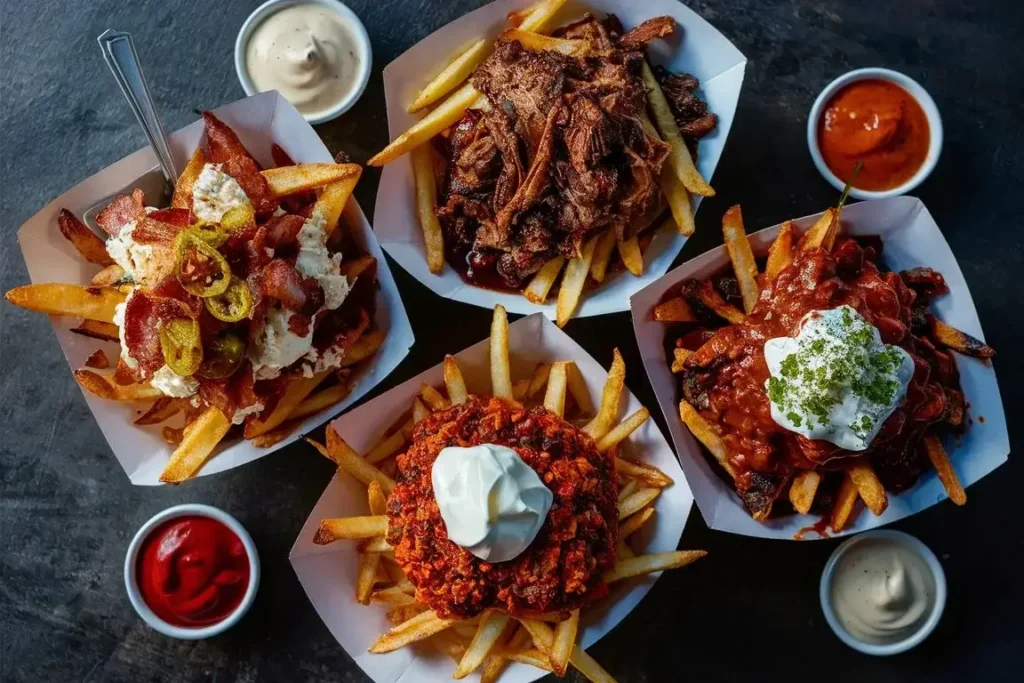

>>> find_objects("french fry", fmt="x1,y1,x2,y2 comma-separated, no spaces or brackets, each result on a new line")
517,0,569,32
250,422,298,448
372,586,418,607
135,397,185,425
764,221,796,281
357,481,389,604
500,28,590,56
642,61,714,197
289,381,354,421
419,384,450,411
360,536,393,553
923,434,967,505
662,165,695,235
603,550,707,583
442,355,469,405
365,430,405,465
159,406,232,484
261,163,361,197
788,470,821,515
369,610,460,654
313,516,389,543
479,624,519,683
930,319,995,359
411,145,446,274
618,487,660,520
670,347,692,374
314,173,362,236
653,296,697,322
619,507,655,540
70,319,120,342
57,209,113,266
596,407,650,453
325,426,397,494
341,329,387,366
847,461,888,516
5,284,124,323
800,208,837,252
245,372,329,438
90,264,127,287
617,236,644,277
589,230,617,283
679,401,736,479
615,457,673,487
830,473,860,532
721,205,759,314
171,147,206,209
524,255,565,304
565,362,594,415
339,255,377,280
550,609,579,677
583,349,625,439
73,370,163,402
693,281,745,324
520,620,615,683
617,478,638,504
523,362,552,400
490,305,513,398
567,645,617,683
556,236,598,326
454,610,511,679
412,396,430,424
369,82,484,166
502,649,553,671
409,39,490,113
543,361,569,417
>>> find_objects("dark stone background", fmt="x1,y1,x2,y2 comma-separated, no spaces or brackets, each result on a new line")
1,1,1021,681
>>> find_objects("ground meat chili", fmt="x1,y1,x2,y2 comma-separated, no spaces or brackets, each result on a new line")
386,395,618,619
676,236,962,518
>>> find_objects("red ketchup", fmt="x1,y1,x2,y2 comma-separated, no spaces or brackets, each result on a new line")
136,515,250,628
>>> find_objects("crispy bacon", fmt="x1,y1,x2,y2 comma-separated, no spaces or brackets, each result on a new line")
617,16,676,51
287,312,312,337
146,208,192,226
96,188,145,237
122,291,197,380
131,216,188,246
199,361,261,421
259,259,323,315
202,112,279,217
263,213,305,248
151,276,204,318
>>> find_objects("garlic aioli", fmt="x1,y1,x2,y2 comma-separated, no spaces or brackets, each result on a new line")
245,4,363,117
830,538,936,644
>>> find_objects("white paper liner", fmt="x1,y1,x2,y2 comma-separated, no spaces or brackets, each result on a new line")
373,0,746,318
16,91,414,485
290,313,695,682
630,196,1009,539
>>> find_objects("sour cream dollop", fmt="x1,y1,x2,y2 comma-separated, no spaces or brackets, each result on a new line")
432,444,553,563
764,305,914,451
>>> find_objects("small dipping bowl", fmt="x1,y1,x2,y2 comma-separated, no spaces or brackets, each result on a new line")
124,504,260,640
807,68,943,200
820,530,946,655
234,0,373,124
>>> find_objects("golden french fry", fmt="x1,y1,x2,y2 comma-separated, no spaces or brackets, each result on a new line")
411,145,446,274
490,304,513,398
314,173,362,236
371,586,417,607
567,644,617,683
619,507,655,540
800,208,837,252
70,319,120,343
679,401,736,479
618,487,660,520
369,609,460,654
596,407,650,453
589,230,617,283
642,61,714,197
694,281,745,324
564,362,594,415
500,28,590,56
251,422,299,448
721,205,759,314
90,264,127,287
543,361,570,417
502,649,553,671
583,349,625,439
518,0,568,32
556,236,598,327
57,209,113,266
261,163,361,197
409,38,490,113
315,516,389,544
419,384,450,411
135,397,185,425
524,255,564,304
357,481,389,604
369,83,484,166
5,284,124,323
789,470,821,515
765,221,796,281
653,296,697,322
830,473,860,532
360,536,393,553
339,255,376,281
172,147,206,209
662,165,695,236
289,381,353,421
519,620,615,683
930,319,995,359
617,236,643,277
245,372,329,438
411,396,430,424
671,347,692,374
454,610,511,679
325,426,396,494
365,430,406,465
550,609,579,677
848,461,888,516
159,406,232,484
617,478,638,504
521,363,551,401
341,329,387,367
73,370,163,402
604,550,707,583
615,457,673,487
922,434,967,505
479,623,519,683
444,355,469,405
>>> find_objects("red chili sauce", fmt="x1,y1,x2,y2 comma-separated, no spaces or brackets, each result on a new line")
136,515,250,628
818,79,930,191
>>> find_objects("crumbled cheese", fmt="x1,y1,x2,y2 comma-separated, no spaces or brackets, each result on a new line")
192,164,250,222
231,400,266,425
295,213,352,309
249,306,315,380
150,365,200,398
106,221,155,282
112,298,139,371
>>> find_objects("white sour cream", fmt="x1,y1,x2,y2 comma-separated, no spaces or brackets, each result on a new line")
295,213,351,309
432,444,553,563
249,306,315,380
763,306,914,451
192,164,250,223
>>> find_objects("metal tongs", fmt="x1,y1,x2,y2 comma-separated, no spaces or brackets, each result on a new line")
85,30,178,231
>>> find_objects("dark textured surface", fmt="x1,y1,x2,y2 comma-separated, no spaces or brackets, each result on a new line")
1,1,1021,681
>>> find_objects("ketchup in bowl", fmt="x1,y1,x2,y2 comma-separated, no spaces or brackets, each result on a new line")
817,79,930,191
136,515,251,628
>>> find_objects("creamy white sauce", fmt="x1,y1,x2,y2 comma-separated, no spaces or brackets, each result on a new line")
764,306,914,451
231,399,266,425
106,220,164,286
432,444,553,563
112,299,139,371
150,365,200,398
244,4,363,117
295,213,352,309
249,306,315,380
830,538,936,644
192,164,250,222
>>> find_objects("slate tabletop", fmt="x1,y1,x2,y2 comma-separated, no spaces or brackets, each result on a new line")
1,1,1021,681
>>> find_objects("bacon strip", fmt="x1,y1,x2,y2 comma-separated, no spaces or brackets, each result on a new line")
121,291,196,380
202,112,278,217
95,188,145,237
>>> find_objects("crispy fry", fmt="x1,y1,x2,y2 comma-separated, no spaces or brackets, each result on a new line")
502,649,553,671
670,347,692,374
568,645,617,683
314,173,362,236
923,434,967,505
371,586,418,607
764,221,796,281
653,296,697,322
412,396,430,424
245,371,329,438
341,329,387,366
419,383,450,411
830,473,860,532
517,0,568,32
565,361,594,415
135,397,185,425
788,470,821,516
589,230,617,283
479,623,519,683
369,82,484,166
261,163,361,197
556,236,598,326
357,481,389,604
454,610,511,679
313,516,389,543
369,609,460,654
338,255,377,280
615,457,673,487
550,609,579,676
360,536,394,553
409,39,490,113
847,461,888,516
90,264,126,287
596,407,650,453
159,406,231,484
800,208,837,252
524,255,565,303
617,236,644,277
325,426,396,494
721,205,759,313
365,430,406,465
171,147,206,209
71,319,120,342
73,369,163,402
512,378,530,401
543,361,569,417
618,478,638,504
930,319,995,359
500,28,590,56
444,355,469,405
679,401,735,478
5,284,124,323
411,145,446,273
490,305,513,398
604,550,707,583
524,362,552,400
619,507,655,540
618,487,660,520
662,165,695,236
289,381,354,421
642,61,714,197
250,422,298,448
694,281,745,324
583,349,625,439
57,209,113,266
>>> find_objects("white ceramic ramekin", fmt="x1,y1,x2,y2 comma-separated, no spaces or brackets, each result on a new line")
807,67,943,200
124,504,260,640
234,0,373,125
819,529,946,655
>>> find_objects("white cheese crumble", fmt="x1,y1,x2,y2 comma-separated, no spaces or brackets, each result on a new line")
249,306,315,380
106,221,155,282
150,365,201,398
192,164,250,222
112,299,139,371
231,400,266,425
295,212,352,309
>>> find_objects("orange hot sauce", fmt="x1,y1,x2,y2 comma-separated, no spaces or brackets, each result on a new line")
817,79,930,191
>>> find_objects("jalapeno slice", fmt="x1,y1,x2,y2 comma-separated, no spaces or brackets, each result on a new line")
220,203,255,233
197,333,247,380
159,318,203,376
192,221,229,248
174,229,231,297
205,277,253,322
